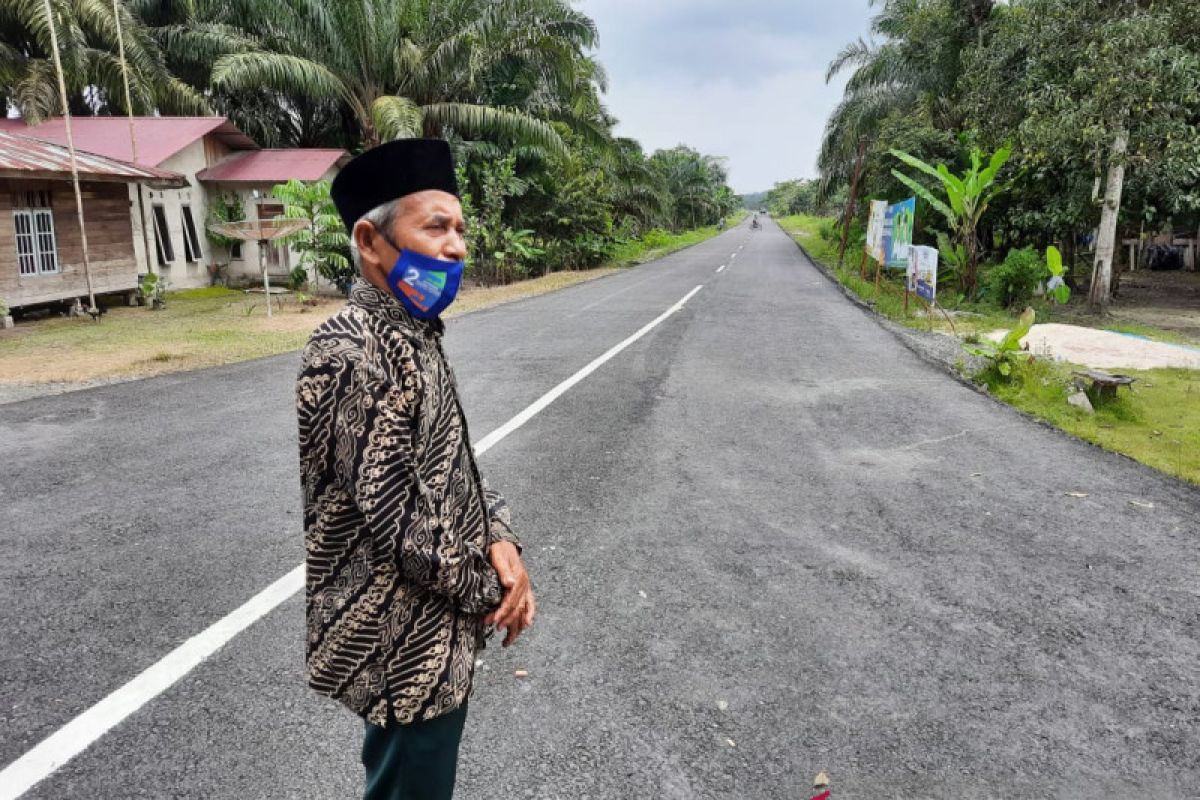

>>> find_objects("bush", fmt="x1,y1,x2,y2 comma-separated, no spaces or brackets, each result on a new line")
288,265,309,291
640,229,673,249
818,218,840,243
985,247,1047,308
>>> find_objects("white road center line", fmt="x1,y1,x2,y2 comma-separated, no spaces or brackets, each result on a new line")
0,283,707,800
473,285,704,453
716,265,725,273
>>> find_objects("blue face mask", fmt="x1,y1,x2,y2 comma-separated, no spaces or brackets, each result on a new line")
381,241,465,320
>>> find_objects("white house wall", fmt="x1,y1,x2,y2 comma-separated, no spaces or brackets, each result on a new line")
209,167,341,289
133,140,213,290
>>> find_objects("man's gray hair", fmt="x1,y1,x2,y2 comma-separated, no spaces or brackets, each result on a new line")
348,198,402,271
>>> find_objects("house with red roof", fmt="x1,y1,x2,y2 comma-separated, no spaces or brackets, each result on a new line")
0,130,187,309
0,116,348,305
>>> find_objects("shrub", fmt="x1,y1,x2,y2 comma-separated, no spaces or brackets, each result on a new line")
985,247,1047,308
640,229,673,249
288,265,309,291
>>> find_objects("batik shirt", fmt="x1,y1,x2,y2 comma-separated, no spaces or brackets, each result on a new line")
297,280,519,726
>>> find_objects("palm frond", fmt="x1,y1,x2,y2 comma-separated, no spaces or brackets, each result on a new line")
372,94,424,140
424,102,566,156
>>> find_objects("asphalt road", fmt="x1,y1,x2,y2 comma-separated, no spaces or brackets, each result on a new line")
1,218,1198,799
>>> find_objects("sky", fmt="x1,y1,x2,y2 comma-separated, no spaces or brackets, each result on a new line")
577,0,875,194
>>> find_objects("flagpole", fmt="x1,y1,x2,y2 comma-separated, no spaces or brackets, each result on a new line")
44,0,98,315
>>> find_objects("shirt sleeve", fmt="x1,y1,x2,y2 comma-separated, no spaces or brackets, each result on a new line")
481,478,522,552
340,367,501,615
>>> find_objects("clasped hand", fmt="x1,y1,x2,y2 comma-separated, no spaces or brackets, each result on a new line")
485,541,535,646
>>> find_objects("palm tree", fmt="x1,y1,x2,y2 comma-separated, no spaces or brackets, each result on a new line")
819,0,996,260
0,0,206,121
205,0,599,152
650,146,732,231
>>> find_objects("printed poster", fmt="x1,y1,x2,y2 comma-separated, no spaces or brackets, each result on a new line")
907,244,939,302
864,199,887,264
883,197,915,270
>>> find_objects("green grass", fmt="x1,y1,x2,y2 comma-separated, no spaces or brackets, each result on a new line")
776,214,1014,336
989,360,1200,485
608,211,748,266
779,213,1200,486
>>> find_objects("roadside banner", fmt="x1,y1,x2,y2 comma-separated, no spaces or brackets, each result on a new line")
883,197,915,270
908,244,939,302
864,200,887,264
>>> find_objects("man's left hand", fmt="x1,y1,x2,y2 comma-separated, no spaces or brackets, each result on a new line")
485,541,536,646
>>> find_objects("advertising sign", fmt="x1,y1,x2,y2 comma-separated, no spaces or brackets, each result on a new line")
864,200,887,264
907,244,939,302
883,197,915,270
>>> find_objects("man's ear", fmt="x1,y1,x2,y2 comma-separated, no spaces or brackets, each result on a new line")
352,219,386,275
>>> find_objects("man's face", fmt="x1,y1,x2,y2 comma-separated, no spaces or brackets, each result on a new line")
388,190,467,263
353,190,467,290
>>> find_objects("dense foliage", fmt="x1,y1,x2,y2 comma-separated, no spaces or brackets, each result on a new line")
0,0,738,286
817,0,1200,307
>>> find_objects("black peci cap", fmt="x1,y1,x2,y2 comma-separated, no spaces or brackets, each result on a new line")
330,138,459,232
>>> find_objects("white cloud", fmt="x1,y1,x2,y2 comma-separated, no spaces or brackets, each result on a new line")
577,0,873,193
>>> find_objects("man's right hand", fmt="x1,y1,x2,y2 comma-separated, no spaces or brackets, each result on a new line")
485,541,536,646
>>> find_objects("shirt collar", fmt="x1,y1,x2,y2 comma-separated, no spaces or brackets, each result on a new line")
348,279,444,337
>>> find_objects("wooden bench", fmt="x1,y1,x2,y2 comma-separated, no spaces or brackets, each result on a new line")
1072,369,1135,400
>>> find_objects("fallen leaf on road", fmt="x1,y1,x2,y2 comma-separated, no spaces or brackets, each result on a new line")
1128,500,1155,509
514,669,529,678
813,771,830,787
638,590,647,599
1064,491,1088,498
725,738,736,748
970,472,982,477
717,700,728,711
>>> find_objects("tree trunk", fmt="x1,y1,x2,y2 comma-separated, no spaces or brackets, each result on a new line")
964,232,979,295
1088,129,1128,311
837,138,868,266
1063,229,1077,290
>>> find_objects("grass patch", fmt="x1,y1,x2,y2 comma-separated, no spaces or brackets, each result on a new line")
0,268,623,387
776,213,1013,337
609,211,747,266
989,359,1200,485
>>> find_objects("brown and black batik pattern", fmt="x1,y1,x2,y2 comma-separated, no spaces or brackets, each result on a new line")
297,281,520,726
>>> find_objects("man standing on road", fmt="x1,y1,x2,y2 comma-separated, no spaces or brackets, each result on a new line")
296,139,535,800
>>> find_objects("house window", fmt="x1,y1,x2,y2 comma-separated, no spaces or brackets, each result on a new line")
13,192,59,276
152,204,174,265
180,205,202,262
231,242,243,260
258,203,290,272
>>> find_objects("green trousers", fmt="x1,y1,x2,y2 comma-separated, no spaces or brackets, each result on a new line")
362,704,468,800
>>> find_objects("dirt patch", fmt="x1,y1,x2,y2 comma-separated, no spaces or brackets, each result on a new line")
1106,269,1200,339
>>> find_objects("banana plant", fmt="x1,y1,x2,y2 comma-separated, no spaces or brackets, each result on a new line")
964,307,1036,379
890,145,1013,294
1045,245,1071,304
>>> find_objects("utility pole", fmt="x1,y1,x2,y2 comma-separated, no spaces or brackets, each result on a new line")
44,0,98,315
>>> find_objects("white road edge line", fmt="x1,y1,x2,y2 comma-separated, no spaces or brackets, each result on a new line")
0,283,707,800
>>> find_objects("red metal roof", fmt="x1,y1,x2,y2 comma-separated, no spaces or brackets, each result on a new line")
195,149,348,183
0,116,256,167
0,131,187,187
